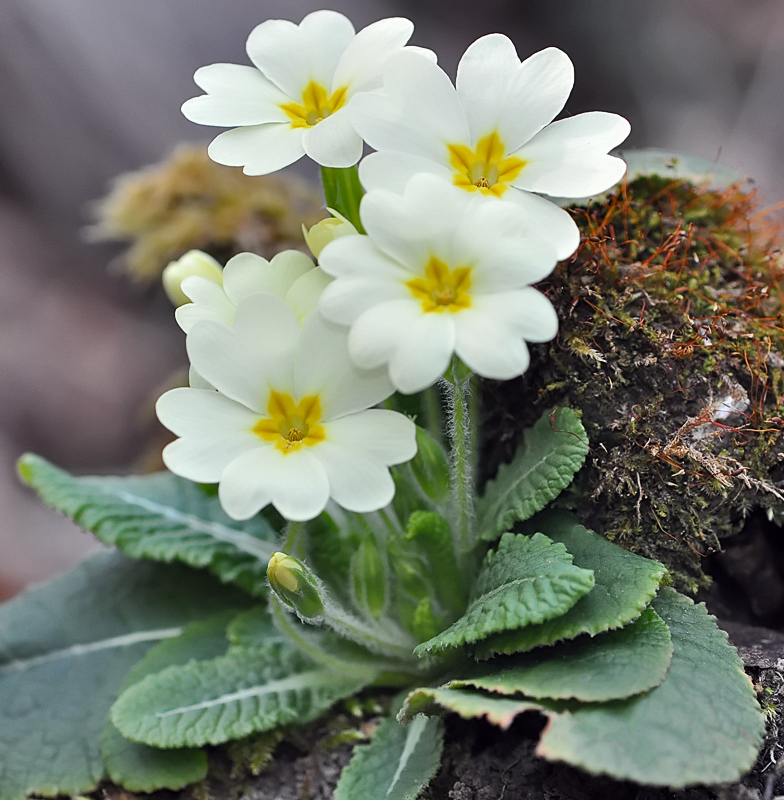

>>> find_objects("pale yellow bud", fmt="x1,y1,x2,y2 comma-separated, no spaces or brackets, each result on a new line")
162,250,223,307
267,552,324,619
302,211,359,259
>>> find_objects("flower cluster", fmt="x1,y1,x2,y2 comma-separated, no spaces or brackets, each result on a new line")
158,9,630,522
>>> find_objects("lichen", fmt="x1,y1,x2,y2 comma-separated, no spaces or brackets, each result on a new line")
89,145,323,281
482,175,784,593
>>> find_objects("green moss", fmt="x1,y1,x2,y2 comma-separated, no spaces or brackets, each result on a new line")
482,176,784,593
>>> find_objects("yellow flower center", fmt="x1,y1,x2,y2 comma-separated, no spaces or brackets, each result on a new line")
253,390,326,453
447,131,527,197
280,81,348,129
406,256,472,314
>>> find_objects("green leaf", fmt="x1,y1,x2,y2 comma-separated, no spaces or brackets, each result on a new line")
475,512,666,658
17,454,278,596
334,715,444,800
451,607,672,702
477,408,589,541
400,687,542,730
0,552,250,800
227,605,284,648
538,589,765,787
102,612,237,792
415,533,594,658
111,641,376,748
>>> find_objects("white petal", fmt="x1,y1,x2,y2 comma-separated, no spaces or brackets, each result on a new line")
454,310,530,380
501,190,581,260
208,124,304,175
285,268,332,324
455,34,520,144
156,387,258,437
318,234,408,281
187,295,300,412
222,250,313,305
295,313,393,418
246,11,355,98
176,277,235,333
182,64,290,127
458,40,574,151
219,446,329,521
513,112,631,197
388,312,455,394
162,434,257,483
348,299,423,370
358,150,453,193
301,109,364,167
319,275,409,326
314,442,395,513
470,240,558,290
360,176,471,268
333,17,413,95
472,288,559,342
348,51,469,162
326,409,417,464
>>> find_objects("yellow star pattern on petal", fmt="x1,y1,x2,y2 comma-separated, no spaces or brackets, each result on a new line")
447,131,526,197
253,390,326,453
280,81,348,129
406,256,472,314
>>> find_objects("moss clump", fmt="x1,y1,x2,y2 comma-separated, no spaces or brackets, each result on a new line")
89,145,323,281
482,176,784,593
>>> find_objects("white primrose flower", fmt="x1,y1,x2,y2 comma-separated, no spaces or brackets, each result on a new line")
176,250,330,333
318,175,563,394
157,293,416,521
182,10,429,174
350,34,630,230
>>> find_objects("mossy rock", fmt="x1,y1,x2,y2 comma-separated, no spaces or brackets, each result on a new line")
482,175,784,593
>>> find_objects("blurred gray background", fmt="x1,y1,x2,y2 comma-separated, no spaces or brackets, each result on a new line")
1,0,783,597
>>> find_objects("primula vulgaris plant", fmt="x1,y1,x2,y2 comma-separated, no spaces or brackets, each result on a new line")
4,10,764,800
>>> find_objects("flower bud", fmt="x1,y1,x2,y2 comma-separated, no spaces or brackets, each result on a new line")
267,552,324,619
162,250,223,307
302,211,358,259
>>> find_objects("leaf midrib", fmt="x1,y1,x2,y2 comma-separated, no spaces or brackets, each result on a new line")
89,483,275,562
0,627,183,676
154,669,335,717
482,443,581,526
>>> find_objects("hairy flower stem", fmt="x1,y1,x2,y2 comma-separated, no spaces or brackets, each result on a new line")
441,358,476,570
320,165,365,232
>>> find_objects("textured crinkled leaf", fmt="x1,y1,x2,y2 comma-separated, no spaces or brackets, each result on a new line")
17,454,277,596
0,552,250,800
415,533,594,657
452,607,672,702
334,715,444,800
477,408,588,541
476,512,666,658
400,687,543,729
102,612,237,792
111,641,375,748
538,589,765,787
